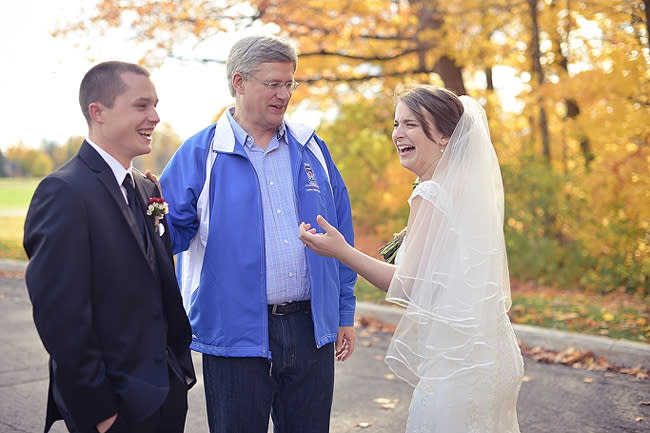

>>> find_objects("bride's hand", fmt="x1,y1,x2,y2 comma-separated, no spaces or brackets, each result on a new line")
299,215,348,259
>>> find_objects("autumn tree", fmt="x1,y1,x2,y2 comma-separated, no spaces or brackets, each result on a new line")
0,148,7,177
50,136,84,169
5,144,54,177
133,121,183,175
56,0,650,292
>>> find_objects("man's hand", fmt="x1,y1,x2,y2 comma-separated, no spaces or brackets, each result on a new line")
96,413,118,433
335,326,356,361
145,170,164,199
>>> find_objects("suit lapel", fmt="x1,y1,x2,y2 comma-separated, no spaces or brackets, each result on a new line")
133,172,159,269
77,142,154,265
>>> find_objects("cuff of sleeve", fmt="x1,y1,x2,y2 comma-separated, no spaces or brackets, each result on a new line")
339,310,355,327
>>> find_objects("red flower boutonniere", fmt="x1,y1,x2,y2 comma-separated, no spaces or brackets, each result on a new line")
146,197,169,229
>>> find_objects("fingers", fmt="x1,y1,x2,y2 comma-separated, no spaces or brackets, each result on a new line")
145,170,164,199
335,327,356,362
298,223,317,247
335,344,350,361
336,340,352,361
316,214,332,231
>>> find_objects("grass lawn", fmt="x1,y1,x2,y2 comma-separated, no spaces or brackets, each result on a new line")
354,277,649,344
0,215,28,260
0,177,40,210
0,178,39,261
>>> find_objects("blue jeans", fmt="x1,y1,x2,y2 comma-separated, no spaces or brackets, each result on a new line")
202,309,335,433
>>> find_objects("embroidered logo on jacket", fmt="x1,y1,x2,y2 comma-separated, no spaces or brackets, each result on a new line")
303,163,320,192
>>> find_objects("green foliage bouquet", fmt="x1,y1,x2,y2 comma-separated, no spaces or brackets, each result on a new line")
379,228,406,264
379,178,420,264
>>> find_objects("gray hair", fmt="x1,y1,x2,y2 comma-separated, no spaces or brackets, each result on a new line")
226,35,298,97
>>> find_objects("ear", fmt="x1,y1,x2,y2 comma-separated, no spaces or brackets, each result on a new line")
440,135,450,146
232,72,246,94
88,102,104,124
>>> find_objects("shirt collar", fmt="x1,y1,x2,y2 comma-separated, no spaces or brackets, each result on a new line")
85,138,133,186
226,106,287,149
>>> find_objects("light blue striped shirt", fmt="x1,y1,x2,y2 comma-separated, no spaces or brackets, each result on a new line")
227,109,310,304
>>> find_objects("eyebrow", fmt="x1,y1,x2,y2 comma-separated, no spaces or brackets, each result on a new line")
133,96,158,104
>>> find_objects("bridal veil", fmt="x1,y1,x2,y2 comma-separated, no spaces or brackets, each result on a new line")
385,95,513,386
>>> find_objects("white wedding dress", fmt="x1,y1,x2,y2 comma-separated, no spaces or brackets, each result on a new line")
385,96,524,432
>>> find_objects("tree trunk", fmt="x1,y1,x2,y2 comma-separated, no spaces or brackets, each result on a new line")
414,0,466,95
643,0,650,48
433,56,466,95
485,67,494,91
528,0,551,163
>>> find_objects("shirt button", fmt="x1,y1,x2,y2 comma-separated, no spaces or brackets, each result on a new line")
269,181,274,185
283,239,288,244
276,209,281,214
288,272,294,277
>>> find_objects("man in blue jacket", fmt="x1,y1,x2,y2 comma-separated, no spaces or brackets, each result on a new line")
159,35,357,433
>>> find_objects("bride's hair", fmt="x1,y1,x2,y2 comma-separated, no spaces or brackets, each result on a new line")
394,85,464,141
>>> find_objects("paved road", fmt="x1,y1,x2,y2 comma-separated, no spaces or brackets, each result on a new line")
1,266,649,433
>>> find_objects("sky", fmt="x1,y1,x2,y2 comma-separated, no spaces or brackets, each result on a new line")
0,1,524,152
0,0,301,151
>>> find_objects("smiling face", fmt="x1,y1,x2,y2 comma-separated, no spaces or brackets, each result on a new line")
233,61,295,135
392,101,448,180
89,71,160,167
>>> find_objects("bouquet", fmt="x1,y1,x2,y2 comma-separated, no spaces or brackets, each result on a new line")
378,228,406,264
378,178,420,264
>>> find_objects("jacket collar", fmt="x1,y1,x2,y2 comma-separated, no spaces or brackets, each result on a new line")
210,106,315,153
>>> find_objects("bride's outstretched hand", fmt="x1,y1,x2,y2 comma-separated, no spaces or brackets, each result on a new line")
299,215,348,259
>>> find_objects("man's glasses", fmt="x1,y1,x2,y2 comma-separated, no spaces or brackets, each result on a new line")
245,73,300,94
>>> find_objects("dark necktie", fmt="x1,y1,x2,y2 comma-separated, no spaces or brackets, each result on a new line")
122,173,148,245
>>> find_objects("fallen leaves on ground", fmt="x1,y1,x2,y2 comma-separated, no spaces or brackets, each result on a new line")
357,315,396,334
519,343,650,379
0,270,24,279
373,397,400,409
356,314,650,380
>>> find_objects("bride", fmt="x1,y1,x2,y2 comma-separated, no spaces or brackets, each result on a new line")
299,85,524,432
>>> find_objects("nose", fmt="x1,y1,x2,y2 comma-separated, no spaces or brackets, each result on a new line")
150,107,160,123
275,85,292,99
392,124,403,141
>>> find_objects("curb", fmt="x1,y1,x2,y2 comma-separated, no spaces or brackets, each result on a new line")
356,301,650,369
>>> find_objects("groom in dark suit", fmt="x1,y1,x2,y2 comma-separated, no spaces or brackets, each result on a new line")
23,61,195,433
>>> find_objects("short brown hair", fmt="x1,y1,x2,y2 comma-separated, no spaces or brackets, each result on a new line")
79,61,150,125
395,85,464,141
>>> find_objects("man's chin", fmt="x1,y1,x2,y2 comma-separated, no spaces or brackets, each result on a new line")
134,143,153,158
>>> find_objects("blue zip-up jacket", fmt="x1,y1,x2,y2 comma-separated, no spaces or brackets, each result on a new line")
159,110,357,358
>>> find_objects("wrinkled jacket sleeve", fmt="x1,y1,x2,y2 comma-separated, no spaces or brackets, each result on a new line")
159,131,212,255
316,135,357,327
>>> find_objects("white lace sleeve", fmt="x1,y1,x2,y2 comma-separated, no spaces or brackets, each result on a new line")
408,180,451,216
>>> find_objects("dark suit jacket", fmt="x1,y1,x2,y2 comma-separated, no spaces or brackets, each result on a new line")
23,142,195,433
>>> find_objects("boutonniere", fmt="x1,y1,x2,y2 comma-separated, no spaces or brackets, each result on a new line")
146,197,169,229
